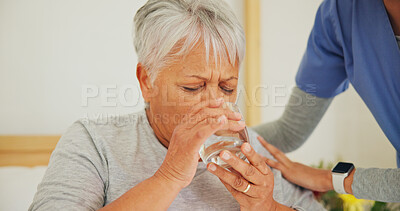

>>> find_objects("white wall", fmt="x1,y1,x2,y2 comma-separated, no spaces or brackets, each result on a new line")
0,0,244,135
0,0,396,168
0,0,148,134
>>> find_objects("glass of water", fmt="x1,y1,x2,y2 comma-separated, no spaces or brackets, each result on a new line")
199,102,250,169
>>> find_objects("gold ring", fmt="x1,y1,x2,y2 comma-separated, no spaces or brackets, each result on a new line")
243,184,251,193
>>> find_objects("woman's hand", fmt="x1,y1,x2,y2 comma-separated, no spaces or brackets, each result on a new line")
257,136,333,192
207,142,293,211
155,98,246,189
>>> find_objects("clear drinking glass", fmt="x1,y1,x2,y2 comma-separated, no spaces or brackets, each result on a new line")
199,102,250,169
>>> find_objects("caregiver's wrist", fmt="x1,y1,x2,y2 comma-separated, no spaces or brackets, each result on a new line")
344,168,355,194
323,169,334,192
326,167,355,194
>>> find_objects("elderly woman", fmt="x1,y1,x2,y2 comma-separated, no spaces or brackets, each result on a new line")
29,0,324,210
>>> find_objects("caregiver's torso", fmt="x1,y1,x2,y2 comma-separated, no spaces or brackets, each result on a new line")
340,0,400,152
298,0,400,165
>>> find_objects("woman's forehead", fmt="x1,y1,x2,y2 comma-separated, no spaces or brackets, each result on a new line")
172,62,238,81
168,45,239,80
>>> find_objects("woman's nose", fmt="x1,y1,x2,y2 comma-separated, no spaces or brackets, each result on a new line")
201,86,224,102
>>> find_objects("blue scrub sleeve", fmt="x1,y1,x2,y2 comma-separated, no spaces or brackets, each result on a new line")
296,0,349,98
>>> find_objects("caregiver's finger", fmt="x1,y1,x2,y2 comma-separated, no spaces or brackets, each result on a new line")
241,143,270,175
257,136,291,166
207,163,258,198
264,158,283,171
219,150,265,186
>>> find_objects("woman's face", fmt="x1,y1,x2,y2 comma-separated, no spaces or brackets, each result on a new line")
139,43,239,143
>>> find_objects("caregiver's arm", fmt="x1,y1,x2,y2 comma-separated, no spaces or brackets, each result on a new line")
252,86,333,153
352,168,400,202
259,137,400,202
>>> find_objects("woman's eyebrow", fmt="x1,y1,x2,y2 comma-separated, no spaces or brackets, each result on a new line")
223,76,238,81
184,75,238,81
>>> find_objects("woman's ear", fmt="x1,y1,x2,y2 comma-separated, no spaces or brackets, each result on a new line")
136,63,153,103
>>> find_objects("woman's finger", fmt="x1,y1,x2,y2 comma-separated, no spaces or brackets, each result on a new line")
185,115,246,153
219,179,248,202
240,143,270,175
218,150,266,186
187,115,228,149
185,111,243,130
226,120,246,131
192,116,245,132
186,108,241,128
257,136,291,166
189,98,225,114
196,107,242,121
183,98,225,126
207,163,261,198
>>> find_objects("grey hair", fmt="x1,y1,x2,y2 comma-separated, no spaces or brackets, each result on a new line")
133,0,246,83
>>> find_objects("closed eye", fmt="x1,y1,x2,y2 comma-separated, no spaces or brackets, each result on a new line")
220,86,234,94
181,85,204,92
183,87,201,91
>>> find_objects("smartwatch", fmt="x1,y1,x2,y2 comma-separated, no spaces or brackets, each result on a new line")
331,162,354,194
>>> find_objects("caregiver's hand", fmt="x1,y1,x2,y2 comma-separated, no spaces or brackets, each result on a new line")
155,98,245,189
257,136,333,192
207,143,293,211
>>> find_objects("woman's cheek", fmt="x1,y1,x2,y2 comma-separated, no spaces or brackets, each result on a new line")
230,91,238,102
181,93,202,106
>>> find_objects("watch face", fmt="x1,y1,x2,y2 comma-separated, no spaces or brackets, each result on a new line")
332,162,354,174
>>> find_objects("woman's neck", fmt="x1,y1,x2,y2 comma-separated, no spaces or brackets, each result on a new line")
145,108,170,149
384,0,400,35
